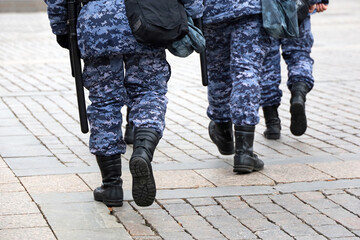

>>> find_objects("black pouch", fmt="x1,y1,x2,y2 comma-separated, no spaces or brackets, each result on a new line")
296,0,310,26
125,0,189,47
262,0,299,39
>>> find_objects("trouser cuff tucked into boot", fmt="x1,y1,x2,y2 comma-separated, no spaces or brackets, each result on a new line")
130,128,160,207
233,125,264,174
290,82,309,136
94,154,123,207
208,120,234,155
262,104,281,140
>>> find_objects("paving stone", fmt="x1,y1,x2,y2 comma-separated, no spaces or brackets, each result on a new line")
133,236,162,240
265,212,303,226
157,199,186,205
157,185,274,199
327,193,360,215
20,174,90,193
195,205,228,217
296,192,341,210
0,167,18,184
0,213,48,229
40,201,123,231
0,227,56,240
250,203,287,214
0,182,24,192
256,229,293,240
297,213,336,226
294,235,327,240
314,225,355,238
320,207,360,230
346,188,360,197
275,179,360,194
282,223,318,237
0,126,31,136
206,215,256,239
261,164,334,183
154,169,214,189
55,228,132,240
163,203,197,216
5,156,64,169
0,191,39,215
186,197,217,206
270,194,319,215
195,168,274,186
241,218,280,232
175,215,224,239
136,208,184,233
0,157,6,168
159,231,194,240
0,144,52,157
310,161,360,179
215,196,248,209
322,189,346,196
0,136,40,146
113,202,156,236
241,195,272,204
32,192,93,204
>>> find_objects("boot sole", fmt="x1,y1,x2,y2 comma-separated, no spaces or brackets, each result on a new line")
233,165,264,174
94,196,123,207
130,157,156,207
264,132,280,140
290,102,307,136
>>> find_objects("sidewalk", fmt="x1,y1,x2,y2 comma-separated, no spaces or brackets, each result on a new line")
1,1,360,239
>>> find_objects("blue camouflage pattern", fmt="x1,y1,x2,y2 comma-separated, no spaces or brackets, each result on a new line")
202,0,261,25
204,15,271,126
260,16,314,107
44,0,203,59
83,51,170,156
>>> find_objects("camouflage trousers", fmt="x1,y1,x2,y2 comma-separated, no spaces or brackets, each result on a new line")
260,16,314,107
83,51,170,156
204,15,271,126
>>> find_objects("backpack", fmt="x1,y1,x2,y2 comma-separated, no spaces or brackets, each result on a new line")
125,0,189,47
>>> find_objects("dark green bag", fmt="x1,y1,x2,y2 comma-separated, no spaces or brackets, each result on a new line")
262,0,299,39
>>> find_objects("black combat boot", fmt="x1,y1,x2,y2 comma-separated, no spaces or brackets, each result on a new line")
262,104,281,140
129,128,160,207
94,154,123,207
233,125,264,174
290,82,309,136
208,121,234,155
124,107,134,144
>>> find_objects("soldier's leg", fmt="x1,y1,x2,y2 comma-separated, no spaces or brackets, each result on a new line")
260,38,282,139
231,15,271,173
203,22,234,155
83,56,127,208
124,50,170,207
281,16,314,136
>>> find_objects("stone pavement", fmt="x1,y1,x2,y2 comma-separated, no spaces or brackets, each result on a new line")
0,1,360,239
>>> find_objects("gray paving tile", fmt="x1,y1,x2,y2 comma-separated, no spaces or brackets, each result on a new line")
0,191,40,215
275,179,360,193
0,227,56,240
40,201,123,231
55,229,132,240
156,185,275,199
314,225,355,238
32,191,94,204
5,156,64,169
0,144,52,157
0,213,48,229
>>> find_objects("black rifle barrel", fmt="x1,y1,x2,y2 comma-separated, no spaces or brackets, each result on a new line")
193,18,208,87
67,0,89,133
